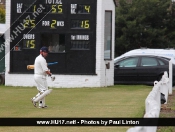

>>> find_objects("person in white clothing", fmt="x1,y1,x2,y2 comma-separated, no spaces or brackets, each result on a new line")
31,46,52,108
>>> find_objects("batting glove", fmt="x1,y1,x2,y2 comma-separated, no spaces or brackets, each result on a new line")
51,75,55,81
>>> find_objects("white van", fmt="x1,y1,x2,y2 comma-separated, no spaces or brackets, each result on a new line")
114,48,175,63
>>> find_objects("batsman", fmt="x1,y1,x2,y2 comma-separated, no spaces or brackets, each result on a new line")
31,46,55,108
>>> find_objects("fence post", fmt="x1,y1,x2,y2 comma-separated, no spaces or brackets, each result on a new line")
160,72,169,104
169,59,173,95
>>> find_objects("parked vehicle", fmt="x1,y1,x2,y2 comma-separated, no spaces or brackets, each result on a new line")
114,48,175,63
114,55,175,85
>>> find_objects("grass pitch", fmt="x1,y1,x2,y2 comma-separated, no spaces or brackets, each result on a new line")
0,85,152,132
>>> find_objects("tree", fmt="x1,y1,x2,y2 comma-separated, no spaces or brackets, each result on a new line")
0,5,5,23
115,0,174,56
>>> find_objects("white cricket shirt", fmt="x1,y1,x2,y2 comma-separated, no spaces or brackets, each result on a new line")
34,54,49,76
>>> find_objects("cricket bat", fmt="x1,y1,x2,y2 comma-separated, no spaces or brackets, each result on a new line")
27,62,58,70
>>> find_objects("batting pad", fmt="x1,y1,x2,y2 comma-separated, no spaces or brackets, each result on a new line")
33,89,53,102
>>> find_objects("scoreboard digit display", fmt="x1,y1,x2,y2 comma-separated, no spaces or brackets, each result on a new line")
10,0,97,74
71,20,90,29
70,4,91,14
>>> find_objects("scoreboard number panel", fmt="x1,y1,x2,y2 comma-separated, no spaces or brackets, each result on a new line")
45,4,63,14
23,40,35,49
23,34,36,49
71,4,91,14
23,19,36,28
11,0,97,74
71,20,90,29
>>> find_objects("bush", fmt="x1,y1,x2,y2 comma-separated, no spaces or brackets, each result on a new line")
0,6,5,23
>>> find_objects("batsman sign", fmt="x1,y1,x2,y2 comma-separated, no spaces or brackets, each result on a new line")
27,62,58,70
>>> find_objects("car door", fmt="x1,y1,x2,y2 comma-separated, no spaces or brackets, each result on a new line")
137,56,160,84
114,57,139,84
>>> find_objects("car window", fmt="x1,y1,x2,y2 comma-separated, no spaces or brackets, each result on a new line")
141,57,158,67
117,57,139,67
158,59,166,65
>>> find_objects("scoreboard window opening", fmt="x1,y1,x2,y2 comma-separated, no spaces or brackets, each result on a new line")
41,34,65,53
13,44,22,51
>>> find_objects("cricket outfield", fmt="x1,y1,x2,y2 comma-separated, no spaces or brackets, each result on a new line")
0,85,152,132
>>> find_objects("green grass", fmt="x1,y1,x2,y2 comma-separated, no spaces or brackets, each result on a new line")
0,85,152,132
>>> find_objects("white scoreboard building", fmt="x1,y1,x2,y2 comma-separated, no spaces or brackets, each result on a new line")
5,0,116,88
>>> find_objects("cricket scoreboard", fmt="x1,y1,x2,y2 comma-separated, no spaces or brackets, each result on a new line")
10,0,97,74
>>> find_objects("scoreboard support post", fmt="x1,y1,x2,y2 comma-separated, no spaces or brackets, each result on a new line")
5,0,117,88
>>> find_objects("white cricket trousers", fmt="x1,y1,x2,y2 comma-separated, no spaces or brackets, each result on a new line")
34,75,48,107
